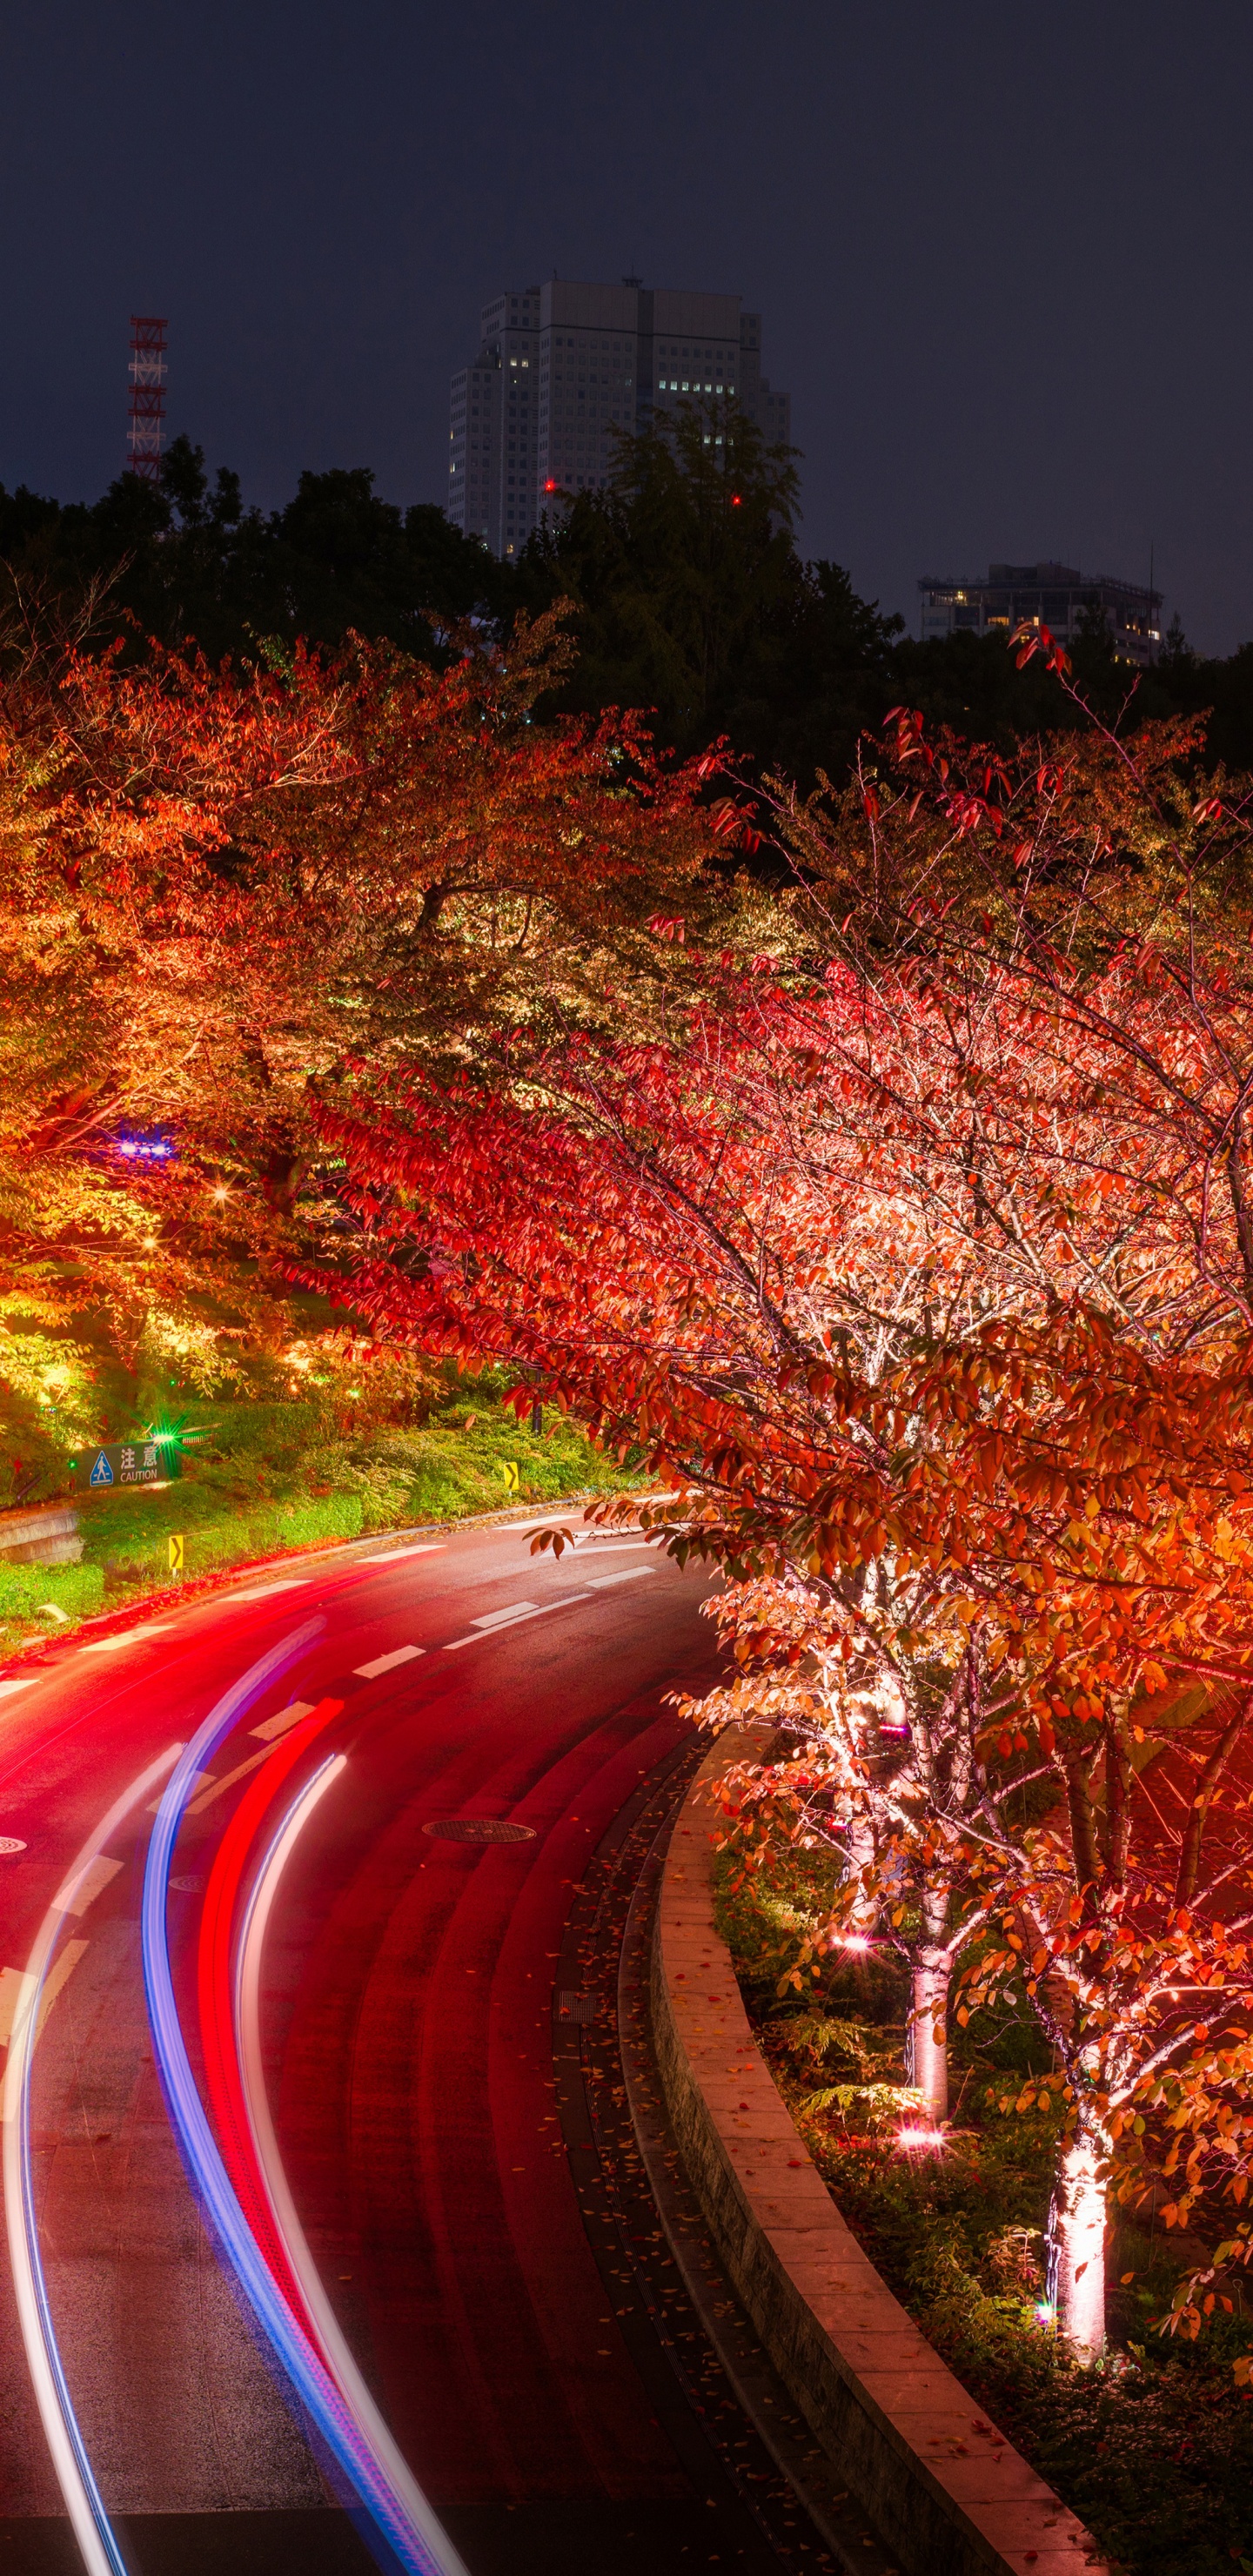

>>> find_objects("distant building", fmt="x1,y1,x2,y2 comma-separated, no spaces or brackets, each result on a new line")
917,560,1163,667
448,276,791,560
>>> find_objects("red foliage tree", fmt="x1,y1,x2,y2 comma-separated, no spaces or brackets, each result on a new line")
767,642,1253,1343
307,916,1253,2359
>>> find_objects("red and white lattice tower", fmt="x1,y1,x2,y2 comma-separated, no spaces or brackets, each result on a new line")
126,316,168,480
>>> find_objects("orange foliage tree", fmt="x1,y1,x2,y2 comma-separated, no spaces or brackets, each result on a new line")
0,612,730,1452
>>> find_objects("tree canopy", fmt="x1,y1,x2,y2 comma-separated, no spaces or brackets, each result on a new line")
290,651,1253,2363
0,607,745,1501
9,411,1253,784
0,443,513,669
11,417,1253,2382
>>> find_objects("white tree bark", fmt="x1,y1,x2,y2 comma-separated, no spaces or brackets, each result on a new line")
907,1932,950,2125
1047,2126,1108,2364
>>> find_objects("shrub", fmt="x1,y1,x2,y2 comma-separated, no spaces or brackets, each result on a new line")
0,1560,104,1622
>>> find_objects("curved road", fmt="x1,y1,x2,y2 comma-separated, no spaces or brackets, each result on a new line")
0,1516,848,2576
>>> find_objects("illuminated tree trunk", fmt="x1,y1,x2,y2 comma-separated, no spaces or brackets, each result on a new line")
1047,2125,1108,2364
907,1893,950,2125
841,1779,877,1923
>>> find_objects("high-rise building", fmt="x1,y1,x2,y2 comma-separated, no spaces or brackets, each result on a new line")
918,561,1163,667
448,276,791,559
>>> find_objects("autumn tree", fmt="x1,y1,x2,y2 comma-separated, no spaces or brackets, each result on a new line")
0,608,740,1489
765,636,1253,1345
691,1407,1253,2362
680,1569,1015,2130
301,824,1253,2359
953,1674,1253,2365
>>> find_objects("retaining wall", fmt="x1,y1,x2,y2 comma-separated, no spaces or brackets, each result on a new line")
0,1503,82,1566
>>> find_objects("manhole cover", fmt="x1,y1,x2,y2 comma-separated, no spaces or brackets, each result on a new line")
0,1837,26,1855
422,1817,536,1845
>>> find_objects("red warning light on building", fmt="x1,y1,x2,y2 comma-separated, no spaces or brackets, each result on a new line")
127,317,168,481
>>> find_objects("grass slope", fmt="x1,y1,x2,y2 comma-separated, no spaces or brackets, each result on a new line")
0,1378,625,1652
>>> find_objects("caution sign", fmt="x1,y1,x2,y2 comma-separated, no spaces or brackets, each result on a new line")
168,1533,184,1575
499,1460,519,1494
76,1439,181,1491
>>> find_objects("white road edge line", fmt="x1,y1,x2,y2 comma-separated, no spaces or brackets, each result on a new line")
3,1741,183,2576
238,1758,469,2576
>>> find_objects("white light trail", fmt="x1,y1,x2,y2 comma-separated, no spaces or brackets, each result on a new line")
236,1758,468,2576
3,1744,182,2576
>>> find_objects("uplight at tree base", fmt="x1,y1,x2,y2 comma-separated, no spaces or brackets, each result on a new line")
895,2126,948,2151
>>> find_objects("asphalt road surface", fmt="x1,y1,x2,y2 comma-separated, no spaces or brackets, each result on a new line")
0,1515,851,2576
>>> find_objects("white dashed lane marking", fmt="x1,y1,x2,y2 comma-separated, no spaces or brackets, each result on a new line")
251,1701,318,1741
228,1580,312,1601
582,1567,658,1589
0,1942,88,2047
79,1623,174,1654
358,1545,447,1564
353,1644,425,1681
443,1594,592,1651
0,1831,121,2049
185,1745,290,1816
566,1536,653,1551
52,1855,123,1917
146,1769,213,1815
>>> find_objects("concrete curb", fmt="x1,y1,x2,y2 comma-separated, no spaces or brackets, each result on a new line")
652,1728,1111,2576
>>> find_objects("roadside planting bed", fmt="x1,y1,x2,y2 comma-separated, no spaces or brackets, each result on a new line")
714,1847,1253,2576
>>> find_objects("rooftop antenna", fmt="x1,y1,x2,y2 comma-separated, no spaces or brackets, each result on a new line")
127,316,168,481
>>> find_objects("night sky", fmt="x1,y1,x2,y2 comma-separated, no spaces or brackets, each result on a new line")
3,3,1250,650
